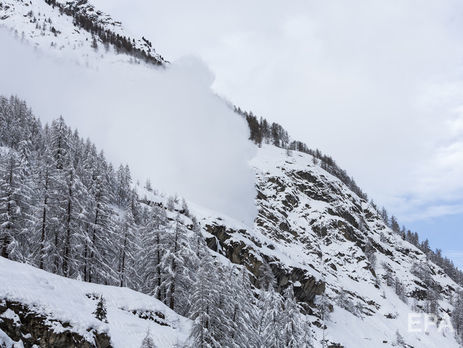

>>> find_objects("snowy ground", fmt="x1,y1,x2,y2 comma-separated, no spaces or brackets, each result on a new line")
0,257,191,347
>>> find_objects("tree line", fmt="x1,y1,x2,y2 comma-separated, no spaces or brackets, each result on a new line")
378,208,463,287
44,0,166,66
236,107,368,201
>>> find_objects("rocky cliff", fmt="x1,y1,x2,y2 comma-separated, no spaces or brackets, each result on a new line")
198,145,461,347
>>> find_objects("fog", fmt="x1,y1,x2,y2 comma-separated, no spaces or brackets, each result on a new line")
0,29,257,226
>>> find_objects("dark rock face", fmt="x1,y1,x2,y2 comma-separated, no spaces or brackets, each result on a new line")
0,299,111,348
205,223,325,309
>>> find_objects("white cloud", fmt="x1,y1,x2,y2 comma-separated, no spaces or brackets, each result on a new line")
0,30,257,226
402,204,463,222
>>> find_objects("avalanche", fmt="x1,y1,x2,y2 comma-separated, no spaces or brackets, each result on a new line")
1,0,463,347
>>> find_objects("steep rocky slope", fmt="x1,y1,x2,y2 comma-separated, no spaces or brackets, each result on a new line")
199,145,461,347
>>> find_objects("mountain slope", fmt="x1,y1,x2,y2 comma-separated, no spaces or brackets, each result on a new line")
0,0,165,66
199,145,461,347
0,257,190,347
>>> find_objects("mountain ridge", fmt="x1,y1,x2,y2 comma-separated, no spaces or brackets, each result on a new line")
0,0,166,67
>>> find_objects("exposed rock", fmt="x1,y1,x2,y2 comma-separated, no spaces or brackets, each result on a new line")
0,299,111,348
205,223,325,309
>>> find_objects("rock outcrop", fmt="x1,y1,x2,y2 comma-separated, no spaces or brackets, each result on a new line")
0,299,111,348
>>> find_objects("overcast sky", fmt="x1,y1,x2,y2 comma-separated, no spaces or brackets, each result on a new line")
94,0,463,266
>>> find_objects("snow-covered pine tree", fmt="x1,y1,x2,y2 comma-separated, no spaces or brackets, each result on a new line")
86,153,117,284
93,295,108,323
255,270,284,348
33,140,56,270
62,153,89,278
223,267,258,348
115,164,132,207
191,216,206,260
188,252,221,348
159,214,191,311
140,328,157,348
0,150,31,260
452,291,463,342
281,286,304,347
364,239,376,269
139,206,168,299
394,277,407,304
258,260,276,290
47,117,73,274
395,330,406,347
116,203,140,288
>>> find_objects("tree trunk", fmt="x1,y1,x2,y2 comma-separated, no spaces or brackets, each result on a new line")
63,172,73,277
119,229,127,287
39,195,47,270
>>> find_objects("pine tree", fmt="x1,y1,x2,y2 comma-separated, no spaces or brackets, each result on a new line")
158,215,192,312
394,277,407,303
452,292,463,341
34,142,55,270
226,268,258,348
364,240,376,269
140,328,157,348
258,286,284,348
0,150,31,260
46,117,73,274
116,204,139,288
390,215,400,233
395,330,406,347
115,164,132,207
86,154,116,284
281,286,304,347
258,261,275,290
62,156,88,278
93,295,108,323
139,206,168,299
188,253,221,348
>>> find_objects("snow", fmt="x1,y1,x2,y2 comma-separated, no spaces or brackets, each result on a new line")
326,286,457,348
0,309,20,324
0,328,24,348
0,257,191,347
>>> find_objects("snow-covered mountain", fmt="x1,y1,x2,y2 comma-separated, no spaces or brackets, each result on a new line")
199,144,461,347
0,0,166,66
1,1,463,347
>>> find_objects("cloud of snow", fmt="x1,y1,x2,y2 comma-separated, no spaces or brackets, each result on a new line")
0,29,257,226
95,0,463,223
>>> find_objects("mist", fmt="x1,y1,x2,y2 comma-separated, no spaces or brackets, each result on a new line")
0,29,257,226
